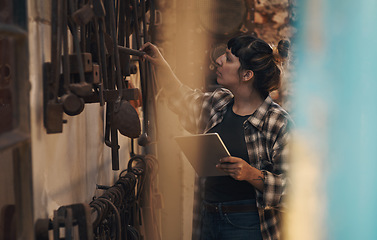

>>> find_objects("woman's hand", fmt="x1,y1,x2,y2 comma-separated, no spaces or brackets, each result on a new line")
140,42,167,67
216,156,253,181
216,156,265,191
140,42,183,94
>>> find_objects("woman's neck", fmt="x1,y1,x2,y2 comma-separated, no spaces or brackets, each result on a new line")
232,90,264,116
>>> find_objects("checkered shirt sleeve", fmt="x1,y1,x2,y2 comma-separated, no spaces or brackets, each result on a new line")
167,85,232,133
251,102,291,239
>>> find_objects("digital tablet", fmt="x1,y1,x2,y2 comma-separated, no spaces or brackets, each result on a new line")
174,133,230,177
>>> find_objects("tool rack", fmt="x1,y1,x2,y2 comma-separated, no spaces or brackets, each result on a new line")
43,0,158,170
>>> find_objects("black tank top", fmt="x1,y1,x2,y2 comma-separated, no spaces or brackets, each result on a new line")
205,102,256,202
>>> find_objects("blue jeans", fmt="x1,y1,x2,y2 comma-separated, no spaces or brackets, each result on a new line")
200,199,262,240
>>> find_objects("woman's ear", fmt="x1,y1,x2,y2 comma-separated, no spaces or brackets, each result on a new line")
242,70,254,82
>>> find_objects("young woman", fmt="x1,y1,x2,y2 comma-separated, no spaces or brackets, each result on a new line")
141,35,291,240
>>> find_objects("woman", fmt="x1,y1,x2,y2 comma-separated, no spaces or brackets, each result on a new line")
141,35,291,240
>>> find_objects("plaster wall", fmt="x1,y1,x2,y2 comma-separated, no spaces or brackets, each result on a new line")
27,0,132,221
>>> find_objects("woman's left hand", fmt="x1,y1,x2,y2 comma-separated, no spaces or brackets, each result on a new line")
216,156,253,181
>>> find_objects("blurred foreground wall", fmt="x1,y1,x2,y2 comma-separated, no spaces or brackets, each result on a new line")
286,0,377,239
154,1,294,239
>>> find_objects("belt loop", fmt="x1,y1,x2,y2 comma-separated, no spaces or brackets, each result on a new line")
218,203,224,218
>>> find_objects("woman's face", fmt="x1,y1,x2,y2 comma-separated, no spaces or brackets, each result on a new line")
215,49,242,88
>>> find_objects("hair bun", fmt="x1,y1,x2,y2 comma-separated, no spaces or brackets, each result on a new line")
272,39,290,63
277,39,290,58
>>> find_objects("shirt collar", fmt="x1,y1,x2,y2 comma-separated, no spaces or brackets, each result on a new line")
247,96,273,131
212,91,273,131
213,91,234,112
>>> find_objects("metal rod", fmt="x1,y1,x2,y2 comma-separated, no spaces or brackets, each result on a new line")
108,0,123,105
0,23,27,38
68,0,86,86
118,46,145,57
62,0,70,92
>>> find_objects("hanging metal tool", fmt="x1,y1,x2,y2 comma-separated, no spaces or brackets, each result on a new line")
60,0,85,116
102,0,143,170
67,0,93,97
35,203,93,240
104,0,122,171
43,0,141,136
43,0,65,134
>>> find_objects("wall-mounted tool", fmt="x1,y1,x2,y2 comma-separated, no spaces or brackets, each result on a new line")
34,154,160,239
43,0,141,136
61,0,85,116
43,0,64,134
100,0,156,170
67,0,93,98
108,2,141,140
72,3,94,26
118,46,146,57
34,203,93,240
43,0,155,172
43,0,92,133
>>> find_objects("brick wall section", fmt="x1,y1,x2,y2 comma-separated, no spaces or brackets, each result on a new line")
253,0,296,109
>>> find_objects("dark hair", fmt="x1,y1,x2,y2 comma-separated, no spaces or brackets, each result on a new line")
227,35,289,97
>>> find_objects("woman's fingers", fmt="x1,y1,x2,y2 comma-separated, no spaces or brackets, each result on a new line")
141,42,159,57
140,42,153,52
219,156,241,164
216,157,251,180
140,42,165,66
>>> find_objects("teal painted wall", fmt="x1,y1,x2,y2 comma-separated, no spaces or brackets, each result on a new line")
293,0,377,239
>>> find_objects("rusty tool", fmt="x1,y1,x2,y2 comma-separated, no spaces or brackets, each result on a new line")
92,0,105,17
112,100,141,138
50,0,62,99
35,203,93,239
58,204,94,240
109,109,120,170
67,0,93,97
118,46,145,57
52,210,59,240
141,0,149,43
108,0,141,138
52,206,73,240
44,0,65,133
108,0,123,113
117,0,126,46
34,218,51,240
72,3,94,26
43,64,65,134
102,0,120,171
97,16,108,90
130,0,155,149
117,1,131,81
64,208,73,240
60,0,85,116
130,0,141,50
110,0,141,170
84,0,107,109
124,0,132,42
92,0,105,106
97,16,117,169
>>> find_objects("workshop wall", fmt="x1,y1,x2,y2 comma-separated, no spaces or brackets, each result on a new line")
28,0,132,220
254,0,294,43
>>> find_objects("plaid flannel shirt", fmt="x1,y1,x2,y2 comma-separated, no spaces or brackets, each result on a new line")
167,85,291,240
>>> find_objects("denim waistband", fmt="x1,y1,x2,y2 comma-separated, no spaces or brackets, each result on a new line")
202,199,258,214
204,198,256,206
